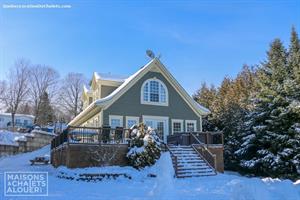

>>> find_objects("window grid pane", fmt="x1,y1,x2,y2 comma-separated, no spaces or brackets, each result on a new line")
143,82,149,101
127,120,137,128
187,123,195,132
111,119,121,128
150,81,159,102
142,80,167,104
173,122,182,133
160,84,166,102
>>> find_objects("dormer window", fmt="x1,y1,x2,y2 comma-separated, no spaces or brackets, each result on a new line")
141,79,168,106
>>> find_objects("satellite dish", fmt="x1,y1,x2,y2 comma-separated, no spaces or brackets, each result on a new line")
146,49,155,59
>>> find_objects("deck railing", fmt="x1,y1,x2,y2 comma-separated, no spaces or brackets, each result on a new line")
51,126,130,150
167,132,223,146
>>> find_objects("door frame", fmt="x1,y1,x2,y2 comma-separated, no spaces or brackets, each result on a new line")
142,115,169,143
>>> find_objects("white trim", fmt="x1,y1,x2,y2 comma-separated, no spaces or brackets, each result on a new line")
99,110,103,127
142,115,169,121
199,116,203,132
171,119,184,135
109,115,123,128
125,116,139,128
140,78,168,106
185,120,197,132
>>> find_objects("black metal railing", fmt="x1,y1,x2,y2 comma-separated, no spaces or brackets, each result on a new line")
167,132,223,146
51,126,131,150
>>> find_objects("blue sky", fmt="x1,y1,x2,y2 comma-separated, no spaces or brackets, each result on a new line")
0,0,299,94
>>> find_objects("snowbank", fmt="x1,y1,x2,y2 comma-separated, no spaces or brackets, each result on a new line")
0,130,26,146
0,146,299,200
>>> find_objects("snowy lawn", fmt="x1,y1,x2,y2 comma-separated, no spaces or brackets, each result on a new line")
0,145,299,200
0,130,27,146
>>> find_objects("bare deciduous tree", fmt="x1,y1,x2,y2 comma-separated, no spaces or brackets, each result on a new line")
29,65,59,123
59,73,86,120
2,59,30,129
0,81,7,111
0,80,6,95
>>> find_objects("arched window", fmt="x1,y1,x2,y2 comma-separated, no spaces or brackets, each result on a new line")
141,79,168,106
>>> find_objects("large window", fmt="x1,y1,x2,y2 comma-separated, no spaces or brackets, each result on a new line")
109,115,123,128
172,119,183,134
141,79,168,106
185,120,197,132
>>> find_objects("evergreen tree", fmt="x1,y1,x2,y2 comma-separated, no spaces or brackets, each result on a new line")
193,83,218,131
288,26,300,82
36,91,54,126
237,35,300,179
194,66,256,171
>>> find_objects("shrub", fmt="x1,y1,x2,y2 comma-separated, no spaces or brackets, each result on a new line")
127,123,161,169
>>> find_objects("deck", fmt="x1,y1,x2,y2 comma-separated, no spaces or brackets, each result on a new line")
50,126,223,171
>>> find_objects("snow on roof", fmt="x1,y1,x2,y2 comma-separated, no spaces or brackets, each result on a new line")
95,60,153,106
94,72,128,82
32,130,56,136
0,113,35,119
83,84,90,93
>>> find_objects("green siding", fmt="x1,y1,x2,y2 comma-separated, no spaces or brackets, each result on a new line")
103,71,201,134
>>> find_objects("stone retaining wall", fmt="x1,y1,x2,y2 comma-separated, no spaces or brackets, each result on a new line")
26,130,54,152
0,145,19,157
51,144,129,168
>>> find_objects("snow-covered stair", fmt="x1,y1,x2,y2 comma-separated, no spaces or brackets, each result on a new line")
168,145,216,178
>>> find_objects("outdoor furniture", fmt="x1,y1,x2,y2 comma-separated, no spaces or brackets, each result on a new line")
102,126,111,143
114,127,123,143
70,134,82,142
30,157,49,165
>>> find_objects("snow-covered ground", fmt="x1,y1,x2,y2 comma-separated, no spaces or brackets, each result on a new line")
0,145,299,200
0,130,26,146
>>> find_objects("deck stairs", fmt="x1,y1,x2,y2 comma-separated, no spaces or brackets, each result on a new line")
168,145,216,178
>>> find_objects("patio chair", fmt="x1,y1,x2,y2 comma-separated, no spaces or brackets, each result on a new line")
114,127,124,143
102,126,111,143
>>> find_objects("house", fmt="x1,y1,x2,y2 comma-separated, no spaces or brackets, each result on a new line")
0,113,34,129
69,58,210,143
52,57,224,176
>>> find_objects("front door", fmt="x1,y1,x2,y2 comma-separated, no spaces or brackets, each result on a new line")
143,116,169,143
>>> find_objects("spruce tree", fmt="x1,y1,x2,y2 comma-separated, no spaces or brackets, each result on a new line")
237,36,300,179
288,26,300,82
36,91,54,126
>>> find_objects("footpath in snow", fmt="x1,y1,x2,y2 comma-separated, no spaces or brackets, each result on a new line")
0,145,299,200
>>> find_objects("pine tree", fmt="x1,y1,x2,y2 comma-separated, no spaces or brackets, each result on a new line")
237,35,300,179
193,83,218,131
289,26,300,82
193,67,256,171
36,91,54,126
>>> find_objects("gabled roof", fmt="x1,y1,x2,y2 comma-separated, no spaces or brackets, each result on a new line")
69,58,210,126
